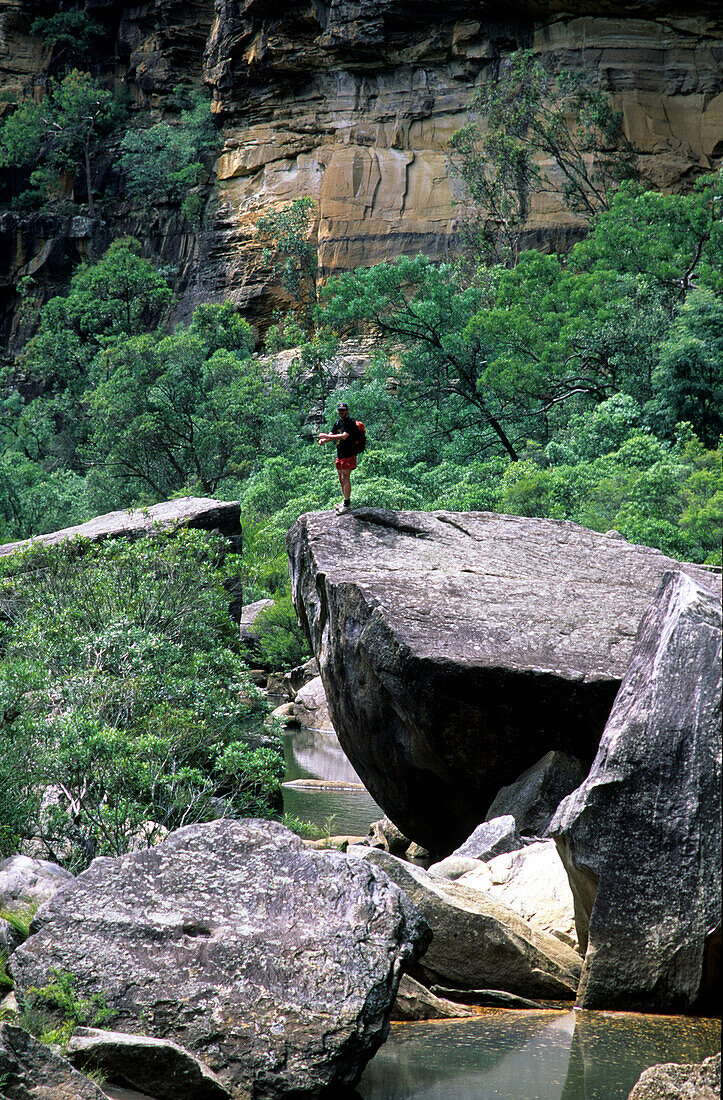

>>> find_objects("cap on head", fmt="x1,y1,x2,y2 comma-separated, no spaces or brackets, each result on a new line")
338,403,348,412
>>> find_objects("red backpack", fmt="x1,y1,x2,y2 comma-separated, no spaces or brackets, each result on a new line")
352,420,367,455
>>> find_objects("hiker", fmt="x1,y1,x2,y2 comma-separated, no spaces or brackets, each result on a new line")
318,402,359,510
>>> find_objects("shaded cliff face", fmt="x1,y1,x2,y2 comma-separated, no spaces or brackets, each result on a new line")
1,0,721,336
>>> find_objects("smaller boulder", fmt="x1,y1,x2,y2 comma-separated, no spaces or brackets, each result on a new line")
427,856,483,881
284,659,319,697
364,817,412,857
67,1028,230,1100
293,676,334,732
238,598,275,642
0,1021,107,1099
449,815,524,861
458,840,578,950
0,855,73,913
486,751,586,836
392,974,475,1021
627,1052,720,1100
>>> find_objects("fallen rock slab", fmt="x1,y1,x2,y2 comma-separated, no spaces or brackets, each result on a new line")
430,986,546,1009
347,847,581,999
0,497,242,558
391,974,475,1021
67,1029,230,1100
287,508,720,852
551,571,722,1012
0,1022,107,1100
627,1052,721,1100
458,840,578,950
447,815,525,862
485,752,586,837
10,819,430,1099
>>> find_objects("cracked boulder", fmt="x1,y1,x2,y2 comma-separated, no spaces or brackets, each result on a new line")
0,1022,107,1100
10,819,430,1099
287,508,720,853
551,571,722,1012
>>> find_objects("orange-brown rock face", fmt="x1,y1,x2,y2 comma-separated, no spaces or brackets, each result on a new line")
199,1,723,321
1,0,721,334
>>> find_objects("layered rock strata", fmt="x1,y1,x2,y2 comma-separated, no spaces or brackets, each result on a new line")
286,507,720,852
551,570,722,1013
11,819,430,1098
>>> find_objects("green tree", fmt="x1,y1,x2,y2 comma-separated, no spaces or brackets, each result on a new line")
649,289,723,446
118,88,219,222
449,49,638,263
256,197,318,325
30,10,107,71
0,70,123,214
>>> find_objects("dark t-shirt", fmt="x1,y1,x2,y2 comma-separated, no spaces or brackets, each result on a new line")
333,416,357,459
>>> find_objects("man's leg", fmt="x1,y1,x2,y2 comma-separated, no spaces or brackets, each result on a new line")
340,469,351,505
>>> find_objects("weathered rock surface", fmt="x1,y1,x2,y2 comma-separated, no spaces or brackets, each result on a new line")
287,508,720,852
458,840,579,950
0,855,74,911
67,1029,230,1100
551,570,722,1012
627,1052,721,1100
10,819,430,1098
391,973,475,1021
238,598,275,643
364,817,413,857
485,752,587,837
0,1022,107,1100
347,846,581,998
430,986,546,1009
0,498,242,558
452,816,525,861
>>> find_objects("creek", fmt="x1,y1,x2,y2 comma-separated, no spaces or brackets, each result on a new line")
280,727,721,1099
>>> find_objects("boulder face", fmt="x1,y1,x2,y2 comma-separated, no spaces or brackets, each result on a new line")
627,1052,721,1100
286,508,720,853
10,819,431,1099
550,570,722,1013
485,751,587,837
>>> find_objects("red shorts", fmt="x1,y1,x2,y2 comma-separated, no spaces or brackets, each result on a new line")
335,456,357,471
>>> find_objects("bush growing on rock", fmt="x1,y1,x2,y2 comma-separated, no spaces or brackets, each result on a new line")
0,529,282,870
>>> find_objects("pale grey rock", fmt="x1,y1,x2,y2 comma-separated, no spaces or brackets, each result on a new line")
458,840,579,951
427,856,484,881
0,497,242,558
292,676,334,732
0,1022,107,1100
450,816,525,861
67,1028,230,1100
11,819,430,1099
627,1052,721,1100
287,508,720,852
392,974,475,1021
347,846,581,999
238,598,274,642
486,752,586,837
0,855,73,913
283,658,319,696
551,571,722,1012
429,986,545,1009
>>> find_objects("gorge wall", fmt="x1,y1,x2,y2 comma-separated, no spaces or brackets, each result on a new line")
1,0,721,338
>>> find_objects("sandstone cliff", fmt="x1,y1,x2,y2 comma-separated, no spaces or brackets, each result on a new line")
1,0,721,338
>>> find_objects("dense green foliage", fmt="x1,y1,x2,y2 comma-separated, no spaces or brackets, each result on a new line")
0,529,282,871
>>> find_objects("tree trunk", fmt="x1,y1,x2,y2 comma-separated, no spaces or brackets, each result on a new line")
84,141,94,217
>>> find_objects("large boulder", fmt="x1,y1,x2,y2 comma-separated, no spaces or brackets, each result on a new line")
485,751,586,836
286,509,719,852
0,497,242,558
10,819,430,1099
0,855,74,912
0,1022,107,1100
550,571,722,1012
627,1053,721,1100
347,847,581,999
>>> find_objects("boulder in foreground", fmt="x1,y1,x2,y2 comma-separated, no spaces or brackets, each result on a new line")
627,1052,720,1100
551,571,722,1012
287,509,719,852
11,820,430,1098
0,1021,107,1099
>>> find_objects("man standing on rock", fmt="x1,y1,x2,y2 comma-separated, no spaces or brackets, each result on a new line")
318,403,357,511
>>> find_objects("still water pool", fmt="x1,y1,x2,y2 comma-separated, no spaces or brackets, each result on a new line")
281,726,382,835
357,1010,721,1100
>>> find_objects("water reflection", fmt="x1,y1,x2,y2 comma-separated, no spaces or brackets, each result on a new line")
357,1010,721,1100
282,728,382,836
